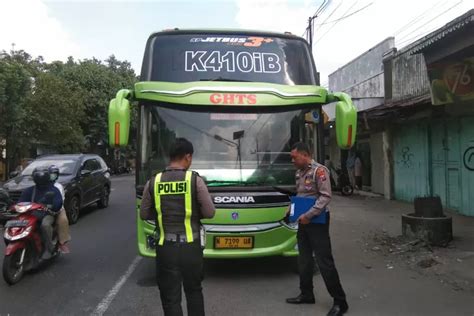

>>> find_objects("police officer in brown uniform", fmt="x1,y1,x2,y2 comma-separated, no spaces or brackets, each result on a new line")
140,138,215,316
286,142,348,316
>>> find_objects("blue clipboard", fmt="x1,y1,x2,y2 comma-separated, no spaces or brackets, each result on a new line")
289,196,327,224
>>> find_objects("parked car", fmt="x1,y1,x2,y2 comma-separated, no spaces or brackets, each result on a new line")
2,154,111,224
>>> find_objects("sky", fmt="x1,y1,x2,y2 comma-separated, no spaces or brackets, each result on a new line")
0,0,472,86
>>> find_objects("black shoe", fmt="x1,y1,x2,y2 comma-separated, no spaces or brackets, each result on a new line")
285,294,315,304
327,301,349,316
41,251,52,260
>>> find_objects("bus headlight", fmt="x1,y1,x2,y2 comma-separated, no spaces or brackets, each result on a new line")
280,220,298,230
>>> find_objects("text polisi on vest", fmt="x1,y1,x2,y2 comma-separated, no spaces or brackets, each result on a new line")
157,181,188,194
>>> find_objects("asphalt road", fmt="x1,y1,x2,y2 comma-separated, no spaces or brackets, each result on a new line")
0,176,308,316
1,175,473,316
0,175,139,315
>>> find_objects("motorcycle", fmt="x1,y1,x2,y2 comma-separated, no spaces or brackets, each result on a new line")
1,192,59,285
329,167,354,196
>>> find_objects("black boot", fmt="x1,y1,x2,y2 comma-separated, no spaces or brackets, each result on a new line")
285,293,315,304
327,301,348,316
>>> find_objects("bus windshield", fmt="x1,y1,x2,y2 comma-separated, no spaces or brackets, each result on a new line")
140,106,313,186
142,33,317,85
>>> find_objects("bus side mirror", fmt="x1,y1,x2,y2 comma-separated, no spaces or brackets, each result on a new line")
108,89,132,147
333,92,357,149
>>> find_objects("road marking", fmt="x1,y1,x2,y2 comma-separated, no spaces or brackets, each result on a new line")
91,256,142,316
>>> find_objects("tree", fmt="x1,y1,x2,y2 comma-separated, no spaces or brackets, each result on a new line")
0,50,137,177
50,55,138,157
0,51,33,173
23,72,85,153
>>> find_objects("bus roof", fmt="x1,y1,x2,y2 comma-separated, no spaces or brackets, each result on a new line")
148,28,306,42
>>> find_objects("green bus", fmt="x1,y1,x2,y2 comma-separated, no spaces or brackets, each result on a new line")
108,29,356,260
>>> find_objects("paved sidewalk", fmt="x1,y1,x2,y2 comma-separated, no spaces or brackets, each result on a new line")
325,193,474,315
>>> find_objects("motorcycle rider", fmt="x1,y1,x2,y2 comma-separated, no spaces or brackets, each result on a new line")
18,166,63,259
0,188,13,226
49,165,71,253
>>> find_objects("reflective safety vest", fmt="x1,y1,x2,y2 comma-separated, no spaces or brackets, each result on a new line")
153,170,198,246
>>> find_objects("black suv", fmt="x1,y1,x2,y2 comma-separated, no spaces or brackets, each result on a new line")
3,154,111,224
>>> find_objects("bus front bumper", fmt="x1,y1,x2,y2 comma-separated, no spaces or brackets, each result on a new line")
138,221,298,259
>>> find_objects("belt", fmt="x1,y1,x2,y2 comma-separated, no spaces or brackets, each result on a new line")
163,232,200,243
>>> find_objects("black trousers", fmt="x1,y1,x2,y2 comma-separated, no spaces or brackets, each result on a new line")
156,240,204,316
297,215,346,304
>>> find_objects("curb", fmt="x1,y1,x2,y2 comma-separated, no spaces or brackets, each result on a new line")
355,189,383,198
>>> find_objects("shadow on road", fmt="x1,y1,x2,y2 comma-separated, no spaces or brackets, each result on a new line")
204,257,296,278
134,256,297,288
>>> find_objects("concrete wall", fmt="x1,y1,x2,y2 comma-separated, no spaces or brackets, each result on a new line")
370,132,385,194
329,37,394,92
325,37,394,120
325,38,396,197
383,130,394,199
389,51,430,104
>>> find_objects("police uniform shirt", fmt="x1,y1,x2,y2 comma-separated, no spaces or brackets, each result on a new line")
140,167,215,221
295,160,332,218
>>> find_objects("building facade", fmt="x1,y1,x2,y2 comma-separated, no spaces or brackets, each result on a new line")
326,10,474,216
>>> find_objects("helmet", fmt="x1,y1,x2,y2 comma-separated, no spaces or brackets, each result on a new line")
32,167,51,186
49,165,60,182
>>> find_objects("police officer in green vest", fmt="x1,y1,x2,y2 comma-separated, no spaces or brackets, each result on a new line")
140,138,215,316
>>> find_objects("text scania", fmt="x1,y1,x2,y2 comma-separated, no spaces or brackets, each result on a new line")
214,196,256,203
185,51,281,73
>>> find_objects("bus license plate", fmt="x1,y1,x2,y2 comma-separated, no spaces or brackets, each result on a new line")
214,236,254,249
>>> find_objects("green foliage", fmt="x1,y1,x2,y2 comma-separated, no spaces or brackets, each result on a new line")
48,55,138,152
24,72,85,152
0,49,138,174
0,51,33,171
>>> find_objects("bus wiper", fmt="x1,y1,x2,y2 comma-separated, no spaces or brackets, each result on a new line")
200,77,250,82
205,180,242,184
205,180,266,186
272,186,296,196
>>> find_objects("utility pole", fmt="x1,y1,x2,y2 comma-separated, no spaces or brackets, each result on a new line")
306,12,324,163
306,17,314,52
306,0,330,52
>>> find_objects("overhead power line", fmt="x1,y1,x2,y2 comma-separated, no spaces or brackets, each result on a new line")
314,0,360,44
305,0,332,44
315,1,373,26
397,24,442,48
313,0,331,19
397,0,463,46
317,0,344,26
392,0,446,36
